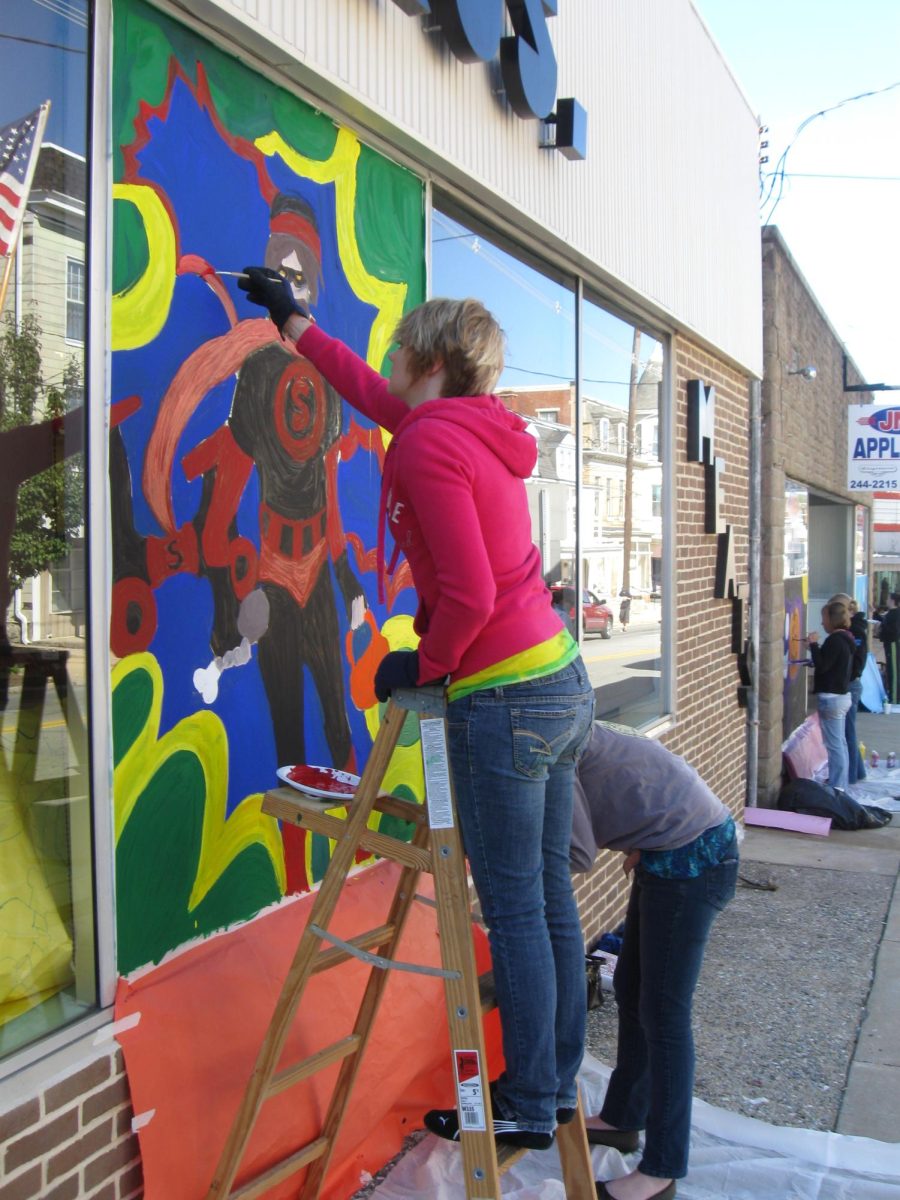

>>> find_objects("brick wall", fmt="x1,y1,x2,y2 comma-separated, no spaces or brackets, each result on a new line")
0,1048,142,1200
756,227,874,804
667,336,750,818
575,335,750,948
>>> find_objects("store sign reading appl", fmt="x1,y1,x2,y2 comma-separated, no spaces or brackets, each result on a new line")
392,0,587,159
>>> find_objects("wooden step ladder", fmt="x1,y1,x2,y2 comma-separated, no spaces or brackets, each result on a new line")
205,686,597,1200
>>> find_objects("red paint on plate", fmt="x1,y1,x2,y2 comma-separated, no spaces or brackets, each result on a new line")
286,764,357,795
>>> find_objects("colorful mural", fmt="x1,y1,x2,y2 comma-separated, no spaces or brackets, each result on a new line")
111,0,425,972
783,574,809,738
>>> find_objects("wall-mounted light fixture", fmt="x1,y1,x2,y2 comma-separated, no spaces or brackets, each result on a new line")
787,365,817,380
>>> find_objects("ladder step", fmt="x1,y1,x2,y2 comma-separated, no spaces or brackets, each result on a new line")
264,785,427,827
267,1034,362,1099
496,1143,530,1174
263,790,433,873
229,1137,329,1200
478,970,497,1015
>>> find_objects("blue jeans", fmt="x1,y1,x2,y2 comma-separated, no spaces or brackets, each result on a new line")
600,841,739,1179
817,692,851,792
846,677,866,783
447,660,595,1134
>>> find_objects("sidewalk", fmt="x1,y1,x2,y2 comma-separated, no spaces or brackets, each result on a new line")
739,705,900,1143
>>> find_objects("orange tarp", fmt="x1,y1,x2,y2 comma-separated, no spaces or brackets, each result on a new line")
114,860,501,1199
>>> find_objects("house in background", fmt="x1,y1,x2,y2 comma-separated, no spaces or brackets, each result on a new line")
1,144,86,644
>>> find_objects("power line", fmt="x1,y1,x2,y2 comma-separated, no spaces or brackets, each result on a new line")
30,0,88,29
0,32,85,52
761,80,900,224
772,171,900,182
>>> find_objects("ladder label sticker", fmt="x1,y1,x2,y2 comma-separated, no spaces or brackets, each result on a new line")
454,1049,487,1131
420,718,455,830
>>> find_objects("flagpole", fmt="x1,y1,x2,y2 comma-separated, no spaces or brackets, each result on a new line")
0,100,51,317
0,246,16,318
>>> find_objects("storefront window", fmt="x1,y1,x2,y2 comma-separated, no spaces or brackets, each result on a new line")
580,295,664,726
784,481,809,578
430,205,668,729
0,0,93,1059
431,203,577,595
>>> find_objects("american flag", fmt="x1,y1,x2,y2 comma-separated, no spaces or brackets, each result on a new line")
0,106,49,259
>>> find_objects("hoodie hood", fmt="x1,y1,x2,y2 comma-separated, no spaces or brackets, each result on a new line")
374,394,537,602
395,394,538,479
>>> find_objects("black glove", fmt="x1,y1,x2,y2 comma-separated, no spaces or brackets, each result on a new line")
374,649,420,703
238,266,309,332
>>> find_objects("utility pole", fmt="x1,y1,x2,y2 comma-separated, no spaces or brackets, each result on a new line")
621,327,641,597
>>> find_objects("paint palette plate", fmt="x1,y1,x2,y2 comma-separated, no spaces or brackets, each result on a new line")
277,764,360,800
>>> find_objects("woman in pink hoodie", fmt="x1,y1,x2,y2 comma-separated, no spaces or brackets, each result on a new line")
240,267,595,1150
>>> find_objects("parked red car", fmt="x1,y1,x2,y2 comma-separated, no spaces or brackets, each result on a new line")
549,585,614,639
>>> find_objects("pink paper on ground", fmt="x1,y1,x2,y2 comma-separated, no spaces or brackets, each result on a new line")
744,807,832,837
114,860,501,1200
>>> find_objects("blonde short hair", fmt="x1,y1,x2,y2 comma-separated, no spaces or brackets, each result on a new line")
823,599,851,629
394,298,505,397
827,591,858,615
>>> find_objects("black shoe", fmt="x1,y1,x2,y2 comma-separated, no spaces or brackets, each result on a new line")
556,1106,577,1125
424,1085,555,1151
585,1125,641,1152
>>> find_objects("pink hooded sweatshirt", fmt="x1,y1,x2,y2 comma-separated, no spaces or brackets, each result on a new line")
296,324,563,684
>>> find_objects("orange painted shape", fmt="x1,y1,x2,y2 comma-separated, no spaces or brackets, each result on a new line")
113,860,500,1200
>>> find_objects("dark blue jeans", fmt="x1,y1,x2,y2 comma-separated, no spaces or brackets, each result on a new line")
447,660,595,1133
600,840,739,1179
846,677,866,783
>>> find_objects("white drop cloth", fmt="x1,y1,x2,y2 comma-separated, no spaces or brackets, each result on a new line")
366,1054,900,1199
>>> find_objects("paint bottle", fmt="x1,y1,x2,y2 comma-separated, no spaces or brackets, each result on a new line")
870,750,880,769
888,751,897,770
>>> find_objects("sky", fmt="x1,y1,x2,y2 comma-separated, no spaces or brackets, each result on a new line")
693,0,900,388
0,0,88,155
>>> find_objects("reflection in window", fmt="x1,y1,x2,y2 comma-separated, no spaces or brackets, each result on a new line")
0,4,92,1061
581,297,665,727
66,259,85,342
430,205,668,730
784,481,809,578
431,206,577,596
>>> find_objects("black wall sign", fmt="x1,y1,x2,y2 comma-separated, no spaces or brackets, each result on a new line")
687,379,752,706
392,0,587,158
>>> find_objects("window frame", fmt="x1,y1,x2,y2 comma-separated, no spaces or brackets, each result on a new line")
430,188,675,731
65,257,86,344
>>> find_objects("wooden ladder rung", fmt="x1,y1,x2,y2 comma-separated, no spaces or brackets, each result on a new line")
478,970,497,1016
264,785,427,827
496,1144,530,1174
267,1034,362,1098
263,791,433,873
230,1138,329,1200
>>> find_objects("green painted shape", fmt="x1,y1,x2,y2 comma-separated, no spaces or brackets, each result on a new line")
111,666,154,768
115,748,281,973
113,0,338,180
112,0,424,321
113,197,150,296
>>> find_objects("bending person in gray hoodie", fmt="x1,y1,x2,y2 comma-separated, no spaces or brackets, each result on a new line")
571,723,739,1200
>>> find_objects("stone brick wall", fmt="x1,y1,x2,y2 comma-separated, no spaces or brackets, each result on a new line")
0,1047,142,1200
756,227,874,804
